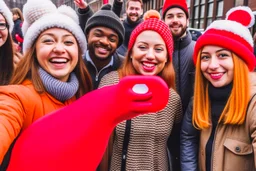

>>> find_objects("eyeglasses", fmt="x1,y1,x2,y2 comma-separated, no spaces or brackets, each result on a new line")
0,23,7,30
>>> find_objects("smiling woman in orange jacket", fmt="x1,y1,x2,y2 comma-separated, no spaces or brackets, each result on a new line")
0,0,92,169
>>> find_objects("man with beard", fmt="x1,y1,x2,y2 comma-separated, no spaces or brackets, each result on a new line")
161,0,196,171
80,4,125,89
116,0,144,57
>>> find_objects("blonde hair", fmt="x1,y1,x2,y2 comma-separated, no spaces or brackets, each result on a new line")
192,52,250,129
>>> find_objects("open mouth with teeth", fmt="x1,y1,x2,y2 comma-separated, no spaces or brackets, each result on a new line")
142,62,156,72
50,58,69,64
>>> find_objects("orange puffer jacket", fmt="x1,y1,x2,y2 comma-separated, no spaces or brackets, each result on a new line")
0,80,75,163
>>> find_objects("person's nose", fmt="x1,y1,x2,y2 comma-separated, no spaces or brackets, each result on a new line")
53,43,65,53
208,56,219,70
145,48,155,60
99,36,109,45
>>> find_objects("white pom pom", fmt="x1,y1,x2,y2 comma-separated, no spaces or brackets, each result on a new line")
23,0,56,26
58,5,79,25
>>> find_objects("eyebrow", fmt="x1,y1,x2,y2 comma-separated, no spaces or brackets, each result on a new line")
40,33,72,37
166,12,185,16
94,28,118,37
137,41,165,46
202,48,227,54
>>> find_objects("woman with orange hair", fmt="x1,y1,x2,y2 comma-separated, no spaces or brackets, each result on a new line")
180,6,256,171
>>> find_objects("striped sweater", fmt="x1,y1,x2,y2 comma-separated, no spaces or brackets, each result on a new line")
98,71,183,171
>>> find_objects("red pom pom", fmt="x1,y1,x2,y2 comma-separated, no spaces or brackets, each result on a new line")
226,6,255,28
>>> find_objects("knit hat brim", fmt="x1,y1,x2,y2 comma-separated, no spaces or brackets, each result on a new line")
23,12,87,54
128,17,173,61
194,30,255,71
0,0,14,32
163,5,189,19
85,8,124,47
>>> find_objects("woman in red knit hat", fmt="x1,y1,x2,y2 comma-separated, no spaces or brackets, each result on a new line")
98,10,182,171
180,6,256,171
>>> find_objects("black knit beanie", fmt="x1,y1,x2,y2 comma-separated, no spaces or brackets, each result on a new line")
85,4,124,47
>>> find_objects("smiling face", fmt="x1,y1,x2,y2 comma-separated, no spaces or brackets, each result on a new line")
87,26,119,61
126,0,143,23
200,45,234,87
36,28,79,82
0,13,8,47
131,30,168,76
164,7,188,39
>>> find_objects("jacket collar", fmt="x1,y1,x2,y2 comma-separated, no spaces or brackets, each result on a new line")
174,31,193,50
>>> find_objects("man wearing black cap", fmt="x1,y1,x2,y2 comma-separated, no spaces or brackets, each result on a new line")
74,0,125,89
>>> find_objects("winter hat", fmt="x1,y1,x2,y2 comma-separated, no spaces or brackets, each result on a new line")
85,4,124,47
0,0,14,32
22,0,87,54
162,0,189,19
128,10,173,60
194,6,256,71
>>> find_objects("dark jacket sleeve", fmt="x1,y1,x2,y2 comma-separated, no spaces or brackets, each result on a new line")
77,6,94,34
112,0,123,17
180,99,199,171
12,20,23,43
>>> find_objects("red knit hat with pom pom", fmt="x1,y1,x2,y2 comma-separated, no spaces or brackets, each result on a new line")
128,10,173,60
194,6,256,71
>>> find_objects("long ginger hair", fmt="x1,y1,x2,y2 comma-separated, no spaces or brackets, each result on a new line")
192,52,250,129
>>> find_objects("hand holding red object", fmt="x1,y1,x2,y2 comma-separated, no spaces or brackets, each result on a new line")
7,76,169,171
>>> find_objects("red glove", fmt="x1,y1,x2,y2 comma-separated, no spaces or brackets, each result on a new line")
7,75,169,171
15,34,23,43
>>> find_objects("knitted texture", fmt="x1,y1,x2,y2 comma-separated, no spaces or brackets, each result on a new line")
22,0,56,35
99,71,182,170
128,16,173,61
38,68,79,102
193,6,256,71
85,5,124,47
0,0,14,32
162,0,189,18
22,0,87,54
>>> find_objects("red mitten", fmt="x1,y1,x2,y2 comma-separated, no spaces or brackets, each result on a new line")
15,34,23,43
7,76,169,171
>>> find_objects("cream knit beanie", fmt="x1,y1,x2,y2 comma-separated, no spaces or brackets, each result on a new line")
22,0,87,54
0,0,14,32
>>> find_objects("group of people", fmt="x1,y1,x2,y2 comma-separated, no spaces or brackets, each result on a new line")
0,0,256,170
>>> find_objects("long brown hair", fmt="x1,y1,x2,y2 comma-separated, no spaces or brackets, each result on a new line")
10,37,92,98
11,8,24,22
0,13,14,85
192,52,250,129
118,46,176,89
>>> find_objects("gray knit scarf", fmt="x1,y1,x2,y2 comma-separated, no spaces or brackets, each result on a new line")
38,67,79,102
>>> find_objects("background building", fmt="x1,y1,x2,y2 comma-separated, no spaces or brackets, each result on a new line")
142,0,256,33
3,0,256,34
